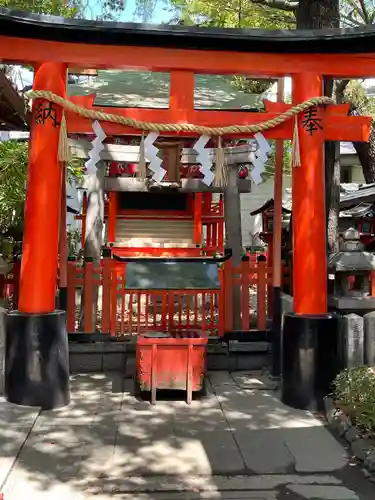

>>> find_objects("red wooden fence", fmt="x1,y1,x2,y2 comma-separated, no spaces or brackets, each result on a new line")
66,257,288,336
0,260,20,308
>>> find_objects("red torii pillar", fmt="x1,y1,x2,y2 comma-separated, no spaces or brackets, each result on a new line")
5,62,70,409
281,73,340,410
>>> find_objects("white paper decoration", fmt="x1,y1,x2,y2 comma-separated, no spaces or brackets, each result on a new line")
193,135,214,186
251,132,271,185
144,132,166,182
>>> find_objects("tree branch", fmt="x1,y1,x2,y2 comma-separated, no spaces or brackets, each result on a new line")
249,0,298,12
357,0,371,24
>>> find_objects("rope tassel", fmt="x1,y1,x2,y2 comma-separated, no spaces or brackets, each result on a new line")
214,136,228,187
291,116,301,168
137,134,147,180
58,111,71,163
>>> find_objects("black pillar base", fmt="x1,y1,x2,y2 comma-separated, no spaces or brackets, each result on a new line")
58,287,67,311
4,310,70,410
281,312,340,411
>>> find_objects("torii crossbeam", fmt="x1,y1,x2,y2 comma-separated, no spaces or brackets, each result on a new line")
67,94,369,141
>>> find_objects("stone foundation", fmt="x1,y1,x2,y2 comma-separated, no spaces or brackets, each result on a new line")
68,339,270,375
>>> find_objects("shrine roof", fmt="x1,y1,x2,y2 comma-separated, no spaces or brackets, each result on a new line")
3,9,375,54
250,199,292,216
68,71,270,110
0,70,29,131
250,184,375,219
340,203,374,218
340,183,375,209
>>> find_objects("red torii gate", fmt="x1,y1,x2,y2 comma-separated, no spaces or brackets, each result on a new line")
0,10,372,411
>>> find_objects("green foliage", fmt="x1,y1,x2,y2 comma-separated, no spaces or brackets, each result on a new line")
68,228,81,257
170,0,294,28
333,366,375,433
262,140,292,181
231,77,277,95
344,80,375,117
0,139,84,238
0,140,28,237
0,0,78,16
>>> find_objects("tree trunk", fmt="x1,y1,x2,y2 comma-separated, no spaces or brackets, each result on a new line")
296,0,339,29
296,0,340,255
350,109,375,183
325,141,340,253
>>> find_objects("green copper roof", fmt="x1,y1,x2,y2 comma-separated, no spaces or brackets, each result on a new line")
68,70,273,110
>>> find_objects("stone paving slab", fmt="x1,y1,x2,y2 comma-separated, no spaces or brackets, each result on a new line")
173,430,245,474
87,493,277,500
233,428,295,473
0,372,373,500
287,484,359,499
282,427,348,473
0,398,39,488
231,371,279,391
81,474,343,494
218,392,324,433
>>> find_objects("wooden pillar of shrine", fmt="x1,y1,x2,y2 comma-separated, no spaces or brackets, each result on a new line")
4,62,70,410
281,72,339,410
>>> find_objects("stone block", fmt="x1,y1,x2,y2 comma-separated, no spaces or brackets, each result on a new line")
102,352,125,372
69,353,103,373
364,449,375,472
280,293,293,315
235,354,268,371
324,396,336,425
334,412,351,437
350,438,375,461
364,310,375,367
339,313,364,368
124,354,136,379
228,341,269,353
344,426,358,443
207,354,230,371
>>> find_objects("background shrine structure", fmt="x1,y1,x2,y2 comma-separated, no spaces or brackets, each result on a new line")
0,8,373,411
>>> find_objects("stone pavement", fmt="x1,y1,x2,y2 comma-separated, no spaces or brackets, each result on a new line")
0,371,374,500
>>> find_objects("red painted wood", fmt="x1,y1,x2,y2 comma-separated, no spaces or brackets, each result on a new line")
292,73,327,314
257,261,267,330
4,35,375,81
194,193,203,245
19,62,67,313
108,192,118,243
66,94,370,141
136,332,207,401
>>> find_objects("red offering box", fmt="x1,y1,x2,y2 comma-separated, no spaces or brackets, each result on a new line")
136,330,208,404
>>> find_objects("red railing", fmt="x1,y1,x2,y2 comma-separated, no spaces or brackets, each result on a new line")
203,219,224,254
0,260,20,308
221,259,269,331
66,256,290,336
202,196,224,254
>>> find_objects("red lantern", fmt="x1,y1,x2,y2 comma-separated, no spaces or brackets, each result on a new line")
239,165,249,178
